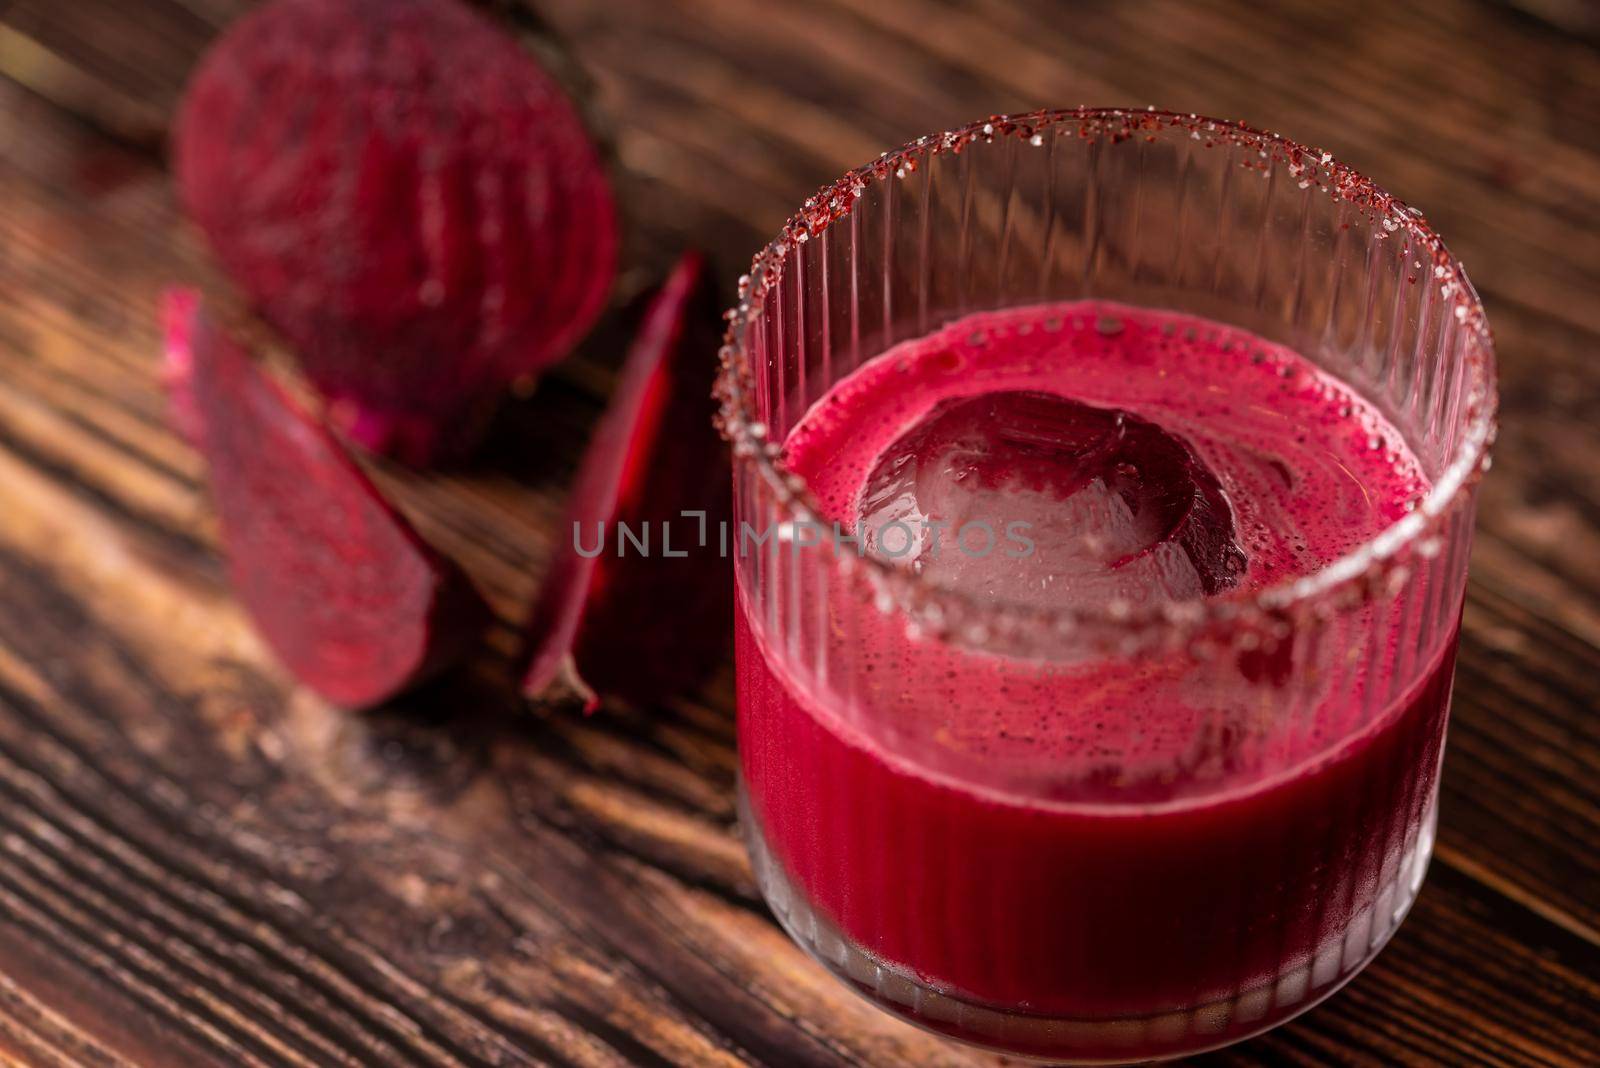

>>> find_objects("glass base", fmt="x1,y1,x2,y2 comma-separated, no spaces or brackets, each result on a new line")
740,784,1435,1065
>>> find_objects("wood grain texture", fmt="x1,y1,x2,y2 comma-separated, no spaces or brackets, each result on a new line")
0,0,1596,1064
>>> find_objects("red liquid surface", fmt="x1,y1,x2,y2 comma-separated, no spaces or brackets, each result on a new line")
737,302,1457,1055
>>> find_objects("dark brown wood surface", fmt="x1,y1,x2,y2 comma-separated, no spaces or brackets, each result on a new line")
0,0,1596,1064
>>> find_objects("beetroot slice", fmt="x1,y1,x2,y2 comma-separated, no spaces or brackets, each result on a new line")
163,289,491,708
523,253,731,711
173,0,617,466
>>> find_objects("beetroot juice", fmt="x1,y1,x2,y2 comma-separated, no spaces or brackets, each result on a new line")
737,302,1458,1060
719,110,1495,1062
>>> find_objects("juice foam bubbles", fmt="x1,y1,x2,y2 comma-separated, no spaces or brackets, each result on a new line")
787,300,1425,601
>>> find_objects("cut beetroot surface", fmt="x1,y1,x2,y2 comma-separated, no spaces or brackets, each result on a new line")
173,0,617,466
857,390,1246,609
164,293,490,708
523,253,730,711
159,287,203,445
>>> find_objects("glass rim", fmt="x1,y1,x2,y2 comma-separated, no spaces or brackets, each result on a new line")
714,107,1498,647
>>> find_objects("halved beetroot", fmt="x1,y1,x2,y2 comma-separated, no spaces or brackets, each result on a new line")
173,0,617,466
523,253,730,711
164,289,491,708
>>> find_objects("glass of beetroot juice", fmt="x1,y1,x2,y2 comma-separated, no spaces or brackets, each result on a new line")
714,109,1495,1063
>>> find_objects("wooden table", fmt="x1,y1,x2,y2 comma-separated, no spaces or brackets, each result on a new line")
0,1,1596,1064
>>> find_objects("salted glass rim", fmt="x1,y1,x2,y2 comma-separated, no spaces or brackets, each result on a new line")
714,107,1498,646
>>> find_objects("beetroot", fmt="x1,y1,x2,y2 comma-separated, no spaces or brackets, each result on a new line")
164,289,491,708
173,0,617,466
523,253,730,711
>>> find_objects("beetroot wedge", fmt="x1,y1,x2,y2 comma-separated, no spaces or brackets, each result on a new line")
523,253,730,711
164,289,491,708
